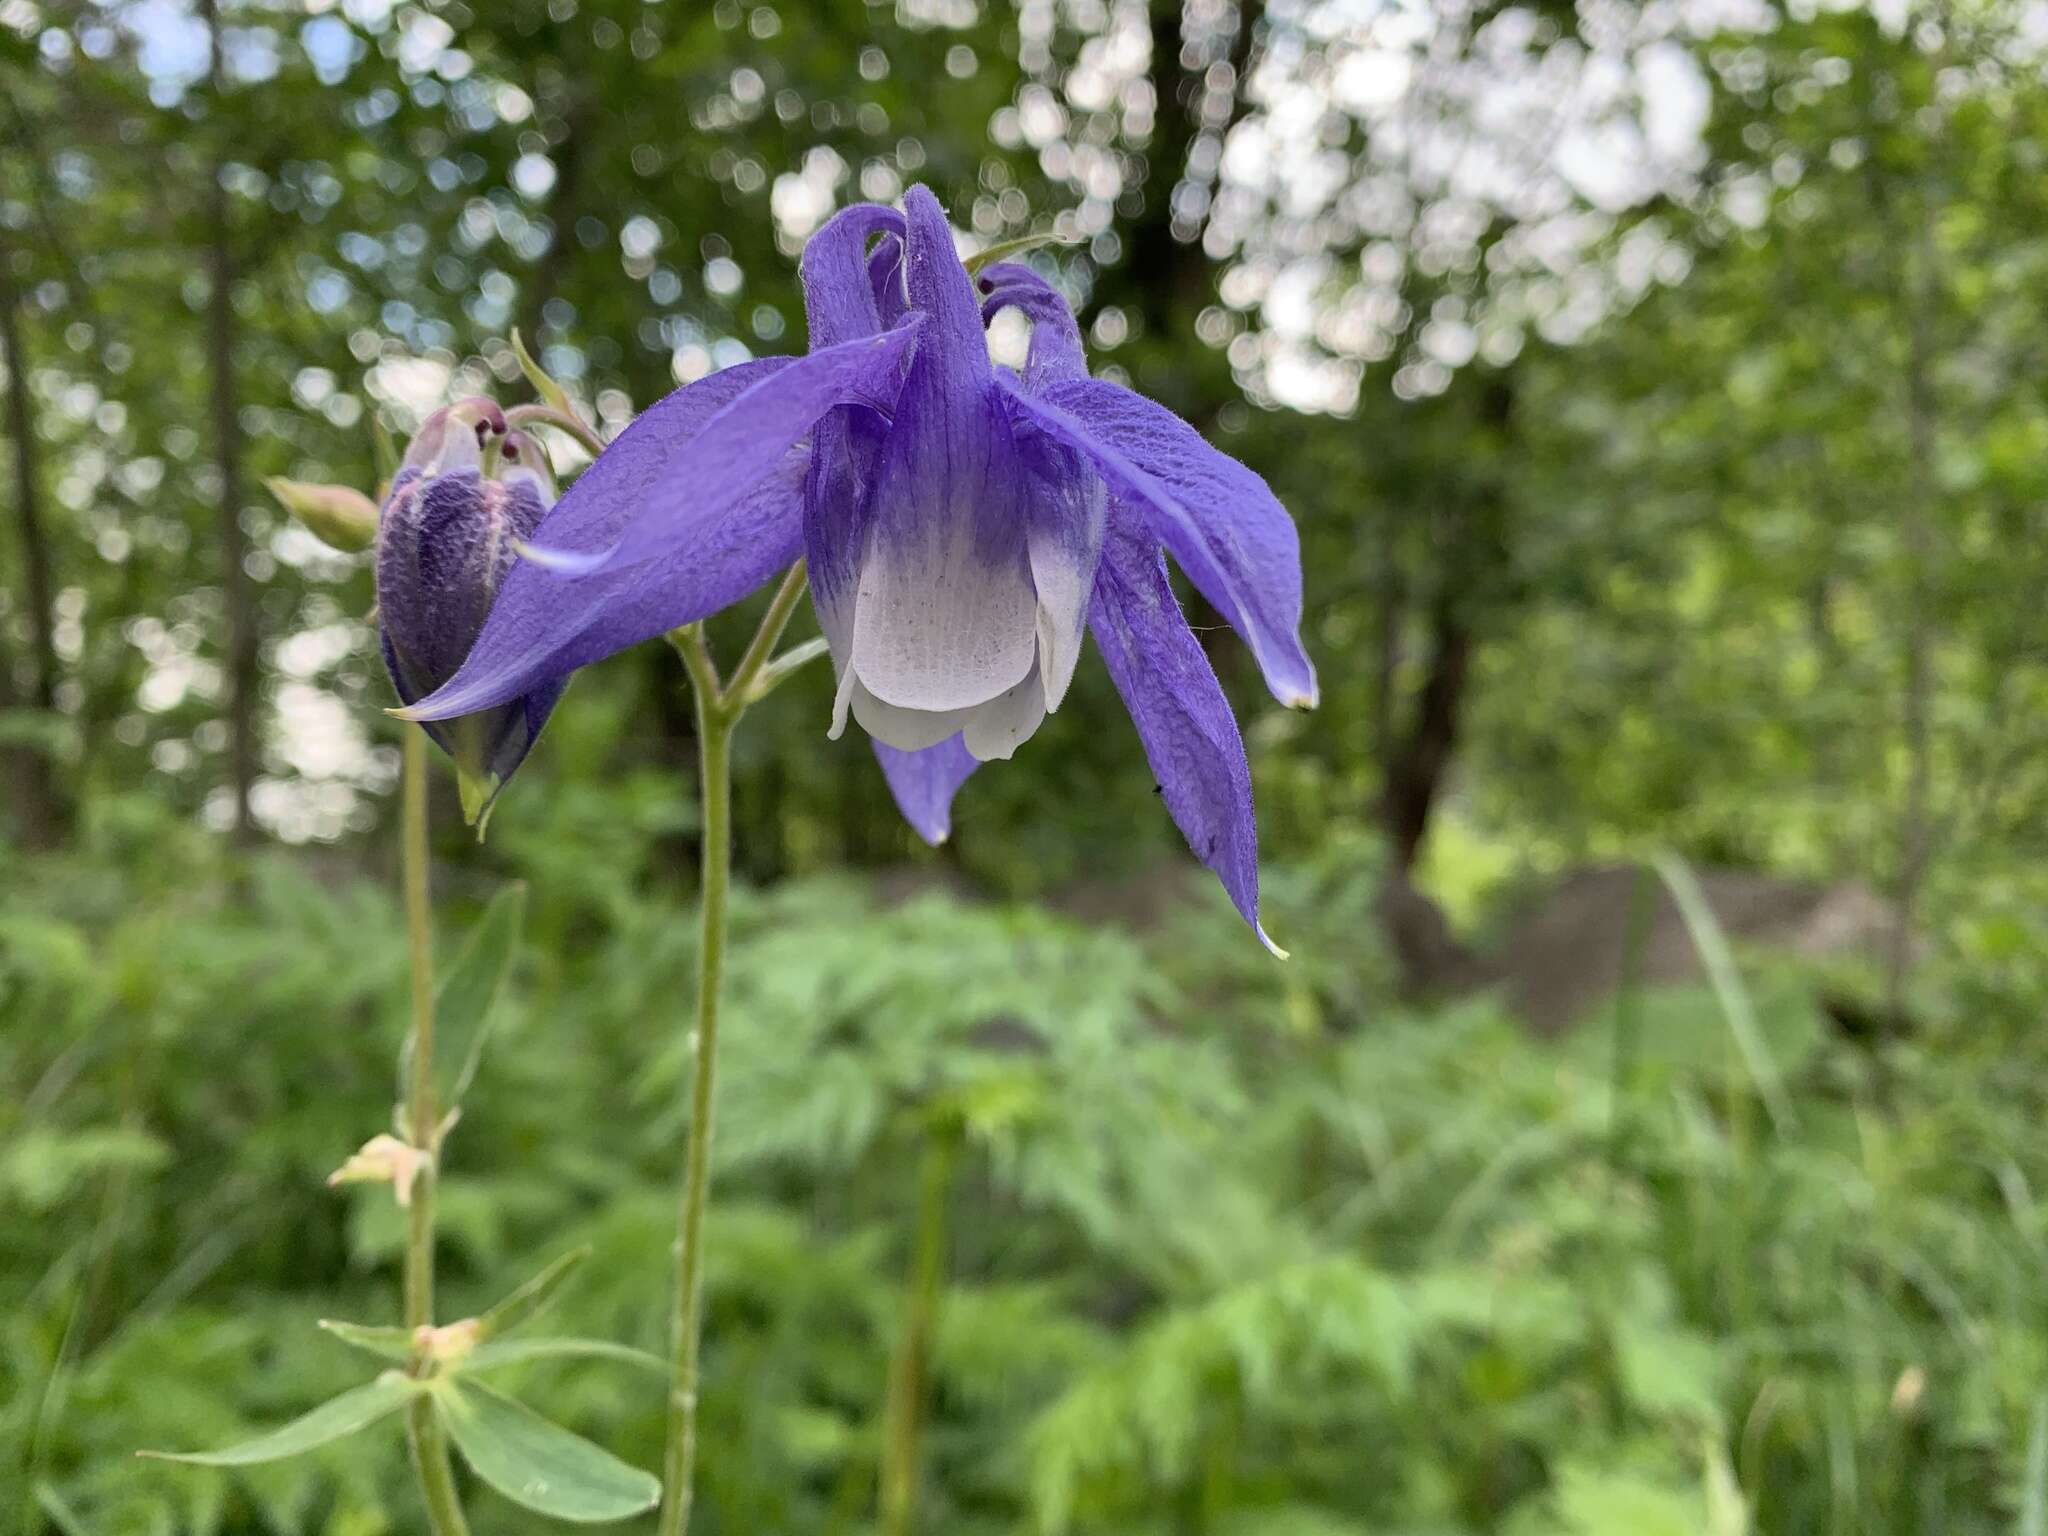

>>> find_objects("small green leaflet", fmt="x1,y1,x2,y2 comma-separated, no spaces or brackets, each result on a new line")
399,882,526,1120
318,1317,414,1362
139,1373,421,1465
462,1337,668,1376
434,1379,660,1522
963,231,1076,275
476,1245,590,1341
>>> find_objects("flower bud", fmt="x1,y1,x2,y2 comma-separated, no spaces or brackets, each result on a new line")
377,399,565,831
327,1132,428,1207
266,478,380,552
414,1317,483,1365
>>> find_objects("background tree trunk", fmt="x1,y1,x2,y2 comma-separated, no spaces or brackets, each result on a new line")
204,0,258,841
0,213,63,847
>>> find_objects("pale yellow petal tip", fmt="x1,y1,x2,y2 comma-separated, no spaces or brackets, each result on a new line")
1258,925,1291,962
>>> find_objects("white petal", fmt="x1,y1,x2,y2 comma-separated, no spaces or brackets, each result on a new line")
962,662,1048,762
1025,480,1106,714
849,677,980,752
828,658,859,740
851,521,1038,712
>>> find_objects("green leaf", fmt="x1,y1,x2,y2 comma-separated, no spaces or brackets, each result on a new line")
401,883,526,1119
433,1379,661,1522
318,1317,415,1362
963,230,1076,275
139,1373,420,1465
461,1337,668,1377
476,1247,591,1341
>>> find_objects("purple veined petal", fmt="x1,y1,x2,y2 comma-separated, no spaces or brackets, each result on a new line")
999,374,1318,710
873,734,978,845
846,362,1038,717
840,199,1037,722
978,262,1103,713
521,320,922,579
396,359,818,722
1090,515,1282,957
978,261,1086,389
377,469,548,689
804,399,890,704
868,233,907,327
901,185,989,390
800,202,906,347
805,230,907,696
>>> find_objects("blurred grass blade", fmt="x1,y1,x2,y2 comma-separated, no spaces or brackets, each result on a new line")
319,1317,414,1362
461,1337,668,1376
2022,1391,2048,1536
400,882,526,1118
1704,1432,1749,1536
34,1483,90,1536
1650,853,1797,1137
476,1246,591,1341
139,1373,420,1465
433,1379,661,1522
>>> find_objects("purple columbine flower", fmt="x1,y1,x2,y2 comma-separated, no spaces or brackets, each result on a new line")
378,397,567,829
397,187,1315,948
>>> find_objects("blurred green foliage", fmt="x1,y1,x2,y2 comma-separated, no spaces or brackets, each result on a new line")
6,800,2048,1533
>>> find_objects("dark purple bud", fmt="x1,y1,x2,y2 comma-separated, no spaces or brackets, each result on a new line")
378,401,564,830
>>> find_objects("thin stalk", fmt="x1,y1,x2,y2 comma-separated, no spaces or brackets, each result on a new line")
726,561,813,700
658,682,731,1536
503,401,608,460
656,561,815,1536
879,1122,962,1536
400,729,469,1536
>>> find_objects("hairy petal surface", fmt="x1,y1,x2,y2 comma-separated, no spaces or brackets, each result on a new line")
800,203,907,347
1001,375,1318,709
1090,519,1278,954
874,735,978,844
397,358,817,721
868,233,908,328
377,463,561,820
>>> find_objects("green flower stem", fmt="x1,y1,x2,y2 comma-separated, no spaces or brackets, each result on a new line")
400,727,470,1536
503,402,607,460
658,561,813,1536
879,1119,962,1536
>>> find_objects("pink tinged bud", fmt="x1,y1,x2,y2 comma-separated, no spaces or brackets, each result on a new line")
414,1317,483,1364
327,1133,429,1207
266,478,380,552
378,403,567,831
